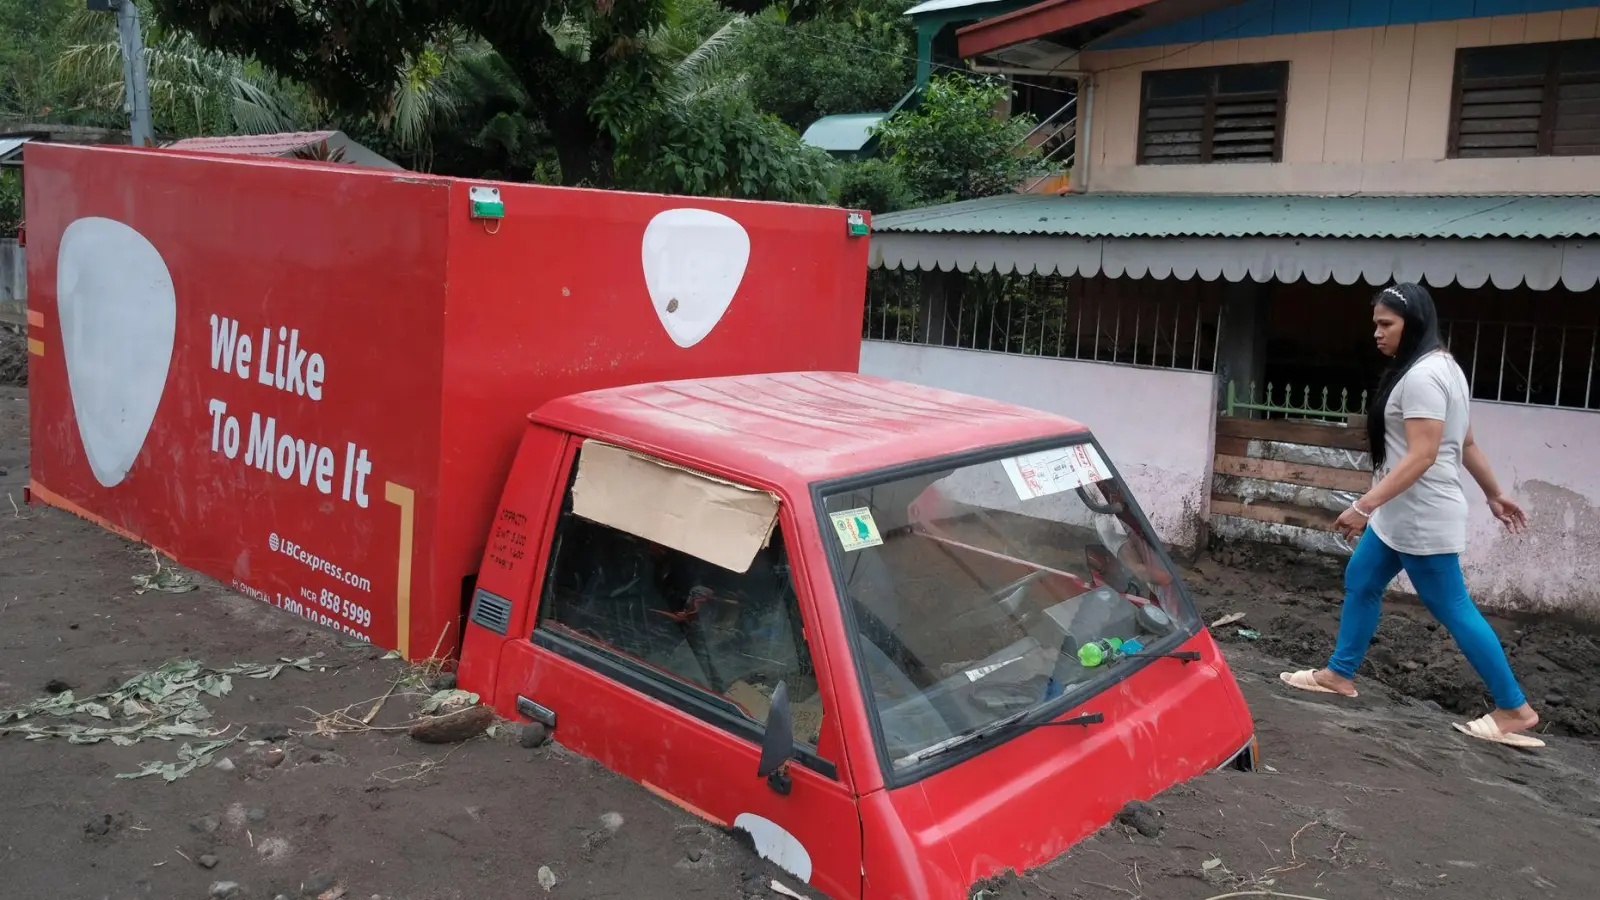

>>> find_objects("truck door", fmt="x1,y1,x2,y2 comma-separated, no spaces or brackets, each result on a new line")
492,440,862,899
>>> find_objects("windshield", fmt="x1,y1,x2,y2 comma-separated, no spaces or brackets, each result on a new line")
819,439,1194,769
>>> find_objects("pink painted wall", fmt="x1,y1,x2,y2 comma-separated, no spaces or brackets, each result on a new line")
1081,10,1600,194
1458,401,1600,621
858,340,1217,550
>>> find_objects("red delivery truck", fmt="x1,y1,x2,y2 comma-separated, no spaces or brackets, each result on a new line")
458,372,1258,900
24,145,1257,900
23,143,867,658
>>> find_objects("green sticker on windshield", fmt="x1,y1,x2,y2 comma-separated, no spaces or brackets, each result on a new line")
830,507,883,551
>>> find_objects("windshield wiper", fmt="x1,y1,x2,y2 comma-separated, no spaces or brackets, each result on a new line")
898,703,1114,766
1036,711,1106,728
897,707,1036,766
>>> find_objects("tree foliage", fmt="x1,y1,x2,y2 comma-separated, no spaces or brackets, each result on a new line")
736,0,913,130
5,0,1052,214
147,0,671,184
50,7,318,137
0,0,78,120
875,74,1043,205
833,157,914,214
615,13,831,202
0,168,22,233
618,93,832,202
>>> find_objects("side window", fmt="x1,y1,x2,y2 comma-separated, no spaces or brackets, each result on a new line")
537,487,825,753
1138,62,1289,165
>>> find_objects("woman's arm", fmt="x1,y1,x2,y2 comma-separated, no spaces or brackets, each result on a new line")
1462,424,1530,533
1461,425,1503,499
1356,417,1442,514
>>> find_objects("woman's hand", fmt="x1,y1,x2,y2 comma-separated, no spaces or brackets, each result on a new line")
1334,505,1368,543
1489,494,1528,534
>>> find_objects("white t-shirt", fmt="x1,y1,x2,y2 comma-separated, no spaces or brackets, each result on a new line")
1368,351,1472,556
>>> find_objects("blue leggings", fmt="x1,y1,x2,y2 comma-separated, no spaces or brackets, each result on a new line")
1328,531,1527,710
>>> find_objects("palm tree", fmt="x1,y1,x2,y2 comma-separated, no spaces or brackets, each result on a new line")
51,8,314,138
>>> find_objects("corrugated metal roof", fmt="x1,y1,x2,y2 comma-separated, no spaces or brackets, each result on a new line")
905,0,1011,16
0,136,31,165
164,131,339,156
872,193,1600,240
801,114,888,153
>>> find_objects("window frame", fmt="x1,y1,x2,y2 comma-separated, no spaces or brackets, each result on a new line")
528,445,838,780
1136,61,1290,166
1448,38,1600,159
810,431,1203,790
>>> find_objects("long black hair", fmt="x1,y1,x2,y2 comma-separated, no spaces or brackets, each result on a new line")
1367,282,1446,471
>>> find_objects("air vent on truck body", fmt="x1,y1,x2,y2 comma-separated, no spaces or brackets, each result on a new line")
469,588,513,635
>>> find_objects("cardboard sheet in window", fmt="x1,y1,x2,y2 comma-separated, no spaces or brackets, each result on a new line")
571,441,779,574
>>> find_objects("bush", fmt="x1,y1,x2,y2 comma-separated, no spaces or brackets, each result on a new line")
833,158,915,214
876,74,1044,204
0,169,21,235
616,93,835,204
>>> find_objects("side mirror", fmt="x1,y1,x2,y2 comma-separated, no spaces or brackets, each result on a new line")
756,681,795,796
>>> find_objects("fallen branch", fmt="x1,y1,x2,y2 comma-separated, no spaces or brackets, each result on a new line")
1203,883,1331,890
1202,892,1331,900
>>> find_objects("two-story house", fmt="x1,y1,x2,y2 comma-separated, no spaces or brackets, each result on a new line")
859,0,1600,622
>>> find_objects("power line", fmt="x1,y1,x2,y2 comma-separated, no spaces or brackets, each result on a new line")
780,26,1078,96
781,4,1279,95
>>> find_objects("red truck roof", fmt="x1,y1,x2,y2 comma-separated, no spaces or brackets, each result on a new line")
531,371,1091,482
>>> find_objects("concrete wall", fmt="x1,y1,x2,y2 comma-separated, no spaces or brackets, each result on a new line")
859,340,1217,550
0,238,22,305
1081,9,1600,195
1464,400,1600,621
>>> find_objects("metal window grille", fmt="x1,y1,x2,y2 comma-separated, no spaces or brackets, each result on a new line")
864,268,1221,373
1443,318,1599,411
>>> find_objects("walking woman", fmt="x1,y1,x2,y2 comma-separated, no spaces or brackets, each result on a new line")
1279,282,1541,749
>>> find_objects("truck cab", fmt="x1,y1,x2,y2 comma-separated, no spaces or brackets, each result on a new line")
459,371,1256,900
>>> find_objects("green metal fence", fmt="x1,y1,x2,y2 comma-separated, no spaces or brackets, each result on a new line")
1223,381,1368,421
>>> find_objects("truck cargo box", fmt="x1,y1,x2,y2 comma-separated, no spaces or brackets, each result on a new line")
23,144,869,659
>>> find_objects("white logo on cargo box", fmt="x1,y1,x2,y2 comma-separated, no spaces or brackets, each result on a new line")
56,217,176,487
641,208,750,349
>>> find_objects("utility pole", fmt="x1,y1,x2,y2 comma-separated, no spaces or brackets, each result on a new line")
88,0,153,147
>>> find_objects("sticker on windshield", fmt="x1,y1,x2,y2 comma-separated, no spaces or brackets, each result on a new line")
829,507,883,551
1001,445,1111,500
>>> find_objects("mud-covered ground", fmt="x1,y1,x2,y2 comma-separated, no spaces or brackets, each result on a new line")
4,383,1598,900
1,327,26,387
1198,544,1600,738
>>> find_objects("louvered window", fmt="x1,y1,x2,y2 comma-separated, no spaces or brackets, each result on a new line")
1137,62,1288,165
1450,39,1600,158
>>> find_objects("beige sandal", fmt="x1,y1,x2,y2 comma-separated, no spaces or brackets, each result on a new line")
1452,714,1545,749
1278,669,1358,697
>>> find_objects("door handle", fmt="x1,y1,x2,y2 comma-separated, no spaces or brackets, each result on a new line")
516,695,557,727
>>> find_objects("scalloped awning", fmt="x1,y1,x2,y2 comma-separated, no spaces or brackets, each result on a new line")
868,193,1600,290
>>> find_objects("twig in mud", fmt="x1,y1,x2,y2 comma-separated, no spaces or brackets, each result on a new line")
370,743,464,783
1258,838,1276,862
352,623,451,726
359,680,400,726
174,848,192,864
1196,883,1331,890
1080,880,1139,898
1289,822,1317,860
1201,892,1331,900
298,702,418,735
1329,781,1403,794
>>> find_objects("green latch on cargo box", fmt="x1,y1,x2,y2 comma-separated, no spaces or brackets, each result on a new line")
469,186,504,219
847,212,869,237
